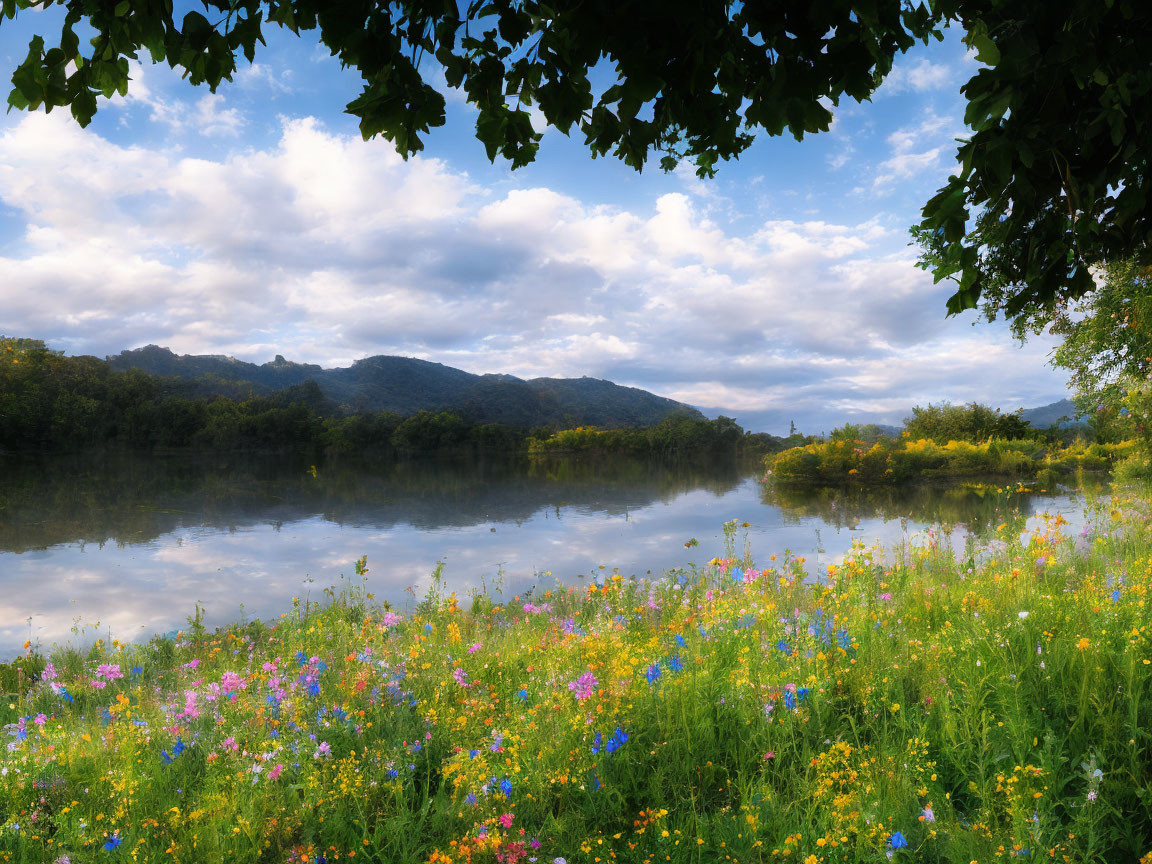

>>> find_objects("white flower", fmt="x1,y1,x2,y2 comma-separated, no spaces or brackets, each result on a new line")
1018,611,1029,619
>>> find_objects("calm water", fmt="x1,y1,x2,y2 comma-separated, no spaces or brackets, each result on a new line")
0,453,1102,656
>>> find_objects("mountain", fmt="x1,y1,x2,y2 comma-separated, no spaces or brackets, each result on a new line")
108,346,703,428
1018,398,1080,429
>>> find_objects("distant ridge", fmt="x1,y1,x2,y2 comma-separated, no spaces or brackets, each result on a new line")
1018,398,1080,429
108,346,703,428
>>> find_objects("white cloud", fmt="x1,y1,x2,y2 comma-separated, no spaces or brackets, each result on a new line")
236,62,295,94
0,110,1064,433
110,62,245,136
882,58,954,94
870,112,957,191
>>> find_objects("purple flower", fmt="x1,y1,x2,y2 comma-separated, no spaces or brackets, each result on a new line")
567,672,597,701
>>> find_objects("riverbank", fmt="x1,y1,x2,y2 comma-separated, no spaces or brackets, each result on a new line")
3,495,1152,863
765,436,1134,485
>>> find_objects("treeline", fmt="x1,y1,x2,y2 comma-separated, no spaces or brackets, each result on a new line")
0,339,776,456
526,417,791,458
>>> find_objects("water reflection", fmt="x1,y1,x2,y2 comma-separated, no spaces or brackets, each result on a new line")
0,454,1101,656
761,476,1107,538
0,453,747,553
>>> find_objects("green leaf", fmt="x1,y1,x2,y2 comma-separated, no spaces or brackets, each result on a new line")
970,34,1000,67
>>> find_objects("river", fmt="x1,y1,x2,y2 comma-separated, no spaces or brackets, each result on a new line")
0,452,1103,656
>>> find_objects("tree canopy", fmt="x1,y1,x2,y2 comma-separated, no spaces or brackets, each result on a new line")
4,0,1152,324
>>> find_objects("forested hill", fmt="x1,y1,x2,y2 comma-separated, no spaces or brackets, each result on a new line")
107,346,702,428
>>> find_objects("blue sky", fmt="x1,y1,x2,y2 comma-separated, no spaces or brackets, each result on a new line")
0,10,1070,433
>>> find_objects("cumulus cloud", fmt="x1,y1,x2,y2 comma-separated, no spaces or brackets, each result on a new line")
882,58,954,94
0,111,1065,433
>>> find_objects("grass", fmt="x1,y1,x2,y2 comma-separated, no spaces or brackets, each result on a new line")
3,493,1152,864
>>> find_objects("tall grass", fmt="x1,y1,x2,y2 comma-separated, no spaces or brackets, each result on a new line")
3,495,1152,864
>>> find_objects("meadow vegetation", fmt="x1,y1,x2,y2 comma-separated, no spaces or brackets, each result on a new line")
4,494,1152,863
765,403,1137,486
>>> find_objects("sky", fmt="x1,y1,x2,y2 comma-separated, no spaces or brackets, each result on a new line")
0,10,1072,434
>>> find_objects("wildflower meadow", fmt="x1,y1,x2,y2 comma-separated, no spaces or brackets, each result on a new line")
3,494,1152,864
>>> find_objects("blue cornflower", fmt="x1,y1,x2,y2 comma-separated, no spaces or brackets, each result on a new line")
386,768,399,779
424,623,433,634
783,691,796,711
646,663,662,684
889,831,908,849
837,629,852,649
668,654,683,672
605,727,628,754
516,689,528,701
499,777,512,798
130,666,143,676
591,775,601,791
675,634,687,648
1111,589,1121,602
308,681,321,696
797,687,809,704
468,749,480,759
172,737,186,756
295,651,307,666
465,793,477,806
104,835,122,851
776,639,789,653
591,731,603,754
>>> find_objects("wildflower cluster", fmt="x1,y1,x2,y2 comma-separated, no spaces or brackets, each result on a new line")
3,493,1152,862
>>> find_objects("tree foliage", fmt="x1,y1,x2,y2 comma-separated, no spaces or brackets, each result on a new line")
912,0,1152,324
0,0,941,173
903,402,1031,444
0,337,774,455
1046,260,1152,406
5,1,1152,323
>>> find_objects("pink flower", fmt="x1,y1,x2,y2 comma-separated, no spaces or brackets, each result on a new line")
267,763,284,781
96,664,123,681
182,659,200,670
220,671,246,695
89,680,107,690
221,737,238,752
33,713,47,726
179,690,200,719
499,812,514,828
381,612,401,626
468,643,482,654
763,751,775,760
453,668,471,688
41,662,57,682
567,672,598,701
